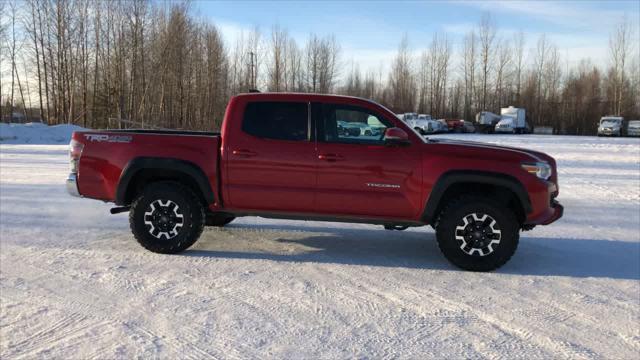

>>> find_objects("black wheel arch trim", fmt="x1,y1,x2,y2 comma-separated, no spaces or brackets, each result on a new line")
115,157,215,206
423,170,532,224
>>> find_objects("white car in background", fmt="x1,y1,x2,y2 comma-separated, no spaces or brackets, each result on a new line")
598,116,624,137
339,121,376,136
405,114,441,135
627,120,640,137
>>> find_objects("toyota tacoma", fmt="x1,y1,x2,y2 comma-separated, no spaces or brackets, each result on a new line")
67,93,563,271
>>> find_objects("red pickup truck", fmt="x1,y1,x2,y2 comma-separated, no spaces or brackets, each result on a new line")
67,93,563,271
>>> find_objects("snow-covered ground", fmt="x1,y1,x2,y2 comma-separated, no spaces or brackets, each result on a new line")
1,135,639,358
0,123,84,145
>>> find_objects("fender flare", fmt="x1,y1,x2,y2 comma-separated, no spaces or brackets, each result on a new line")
115,157,215,206
422,170,532,224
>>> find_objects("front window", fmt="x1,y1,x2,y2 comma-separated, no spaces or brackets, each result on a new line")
319,104,391,145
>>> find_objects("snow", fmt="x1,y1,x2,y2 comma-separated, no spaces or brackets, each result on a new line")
1,134,639,358
0,123,85,145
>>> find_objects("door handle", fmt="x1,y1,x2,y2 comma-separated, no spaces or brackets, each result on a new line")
318,153,344,162
232,149,257,157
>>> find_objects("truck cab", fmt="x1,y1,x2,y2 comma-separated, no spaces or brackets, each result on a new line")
495,106,528,134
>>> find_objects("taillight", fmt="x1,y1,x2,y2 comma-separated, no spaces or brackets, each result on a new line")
69,139,84,173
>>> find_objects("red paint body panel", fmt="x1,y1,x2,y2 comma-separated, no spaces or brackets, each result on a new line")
74,132,220,206
71,92,562,226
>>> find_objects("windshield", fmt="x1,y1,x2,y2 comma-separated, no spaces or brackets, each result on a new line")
601,119,621,126
629,121,640,127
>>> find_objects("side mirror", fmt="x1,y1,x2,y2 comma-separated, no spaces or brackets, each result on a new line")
383,127,410,146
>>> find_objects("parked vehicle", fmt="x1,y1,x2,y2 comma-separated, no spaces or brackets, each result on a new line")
475,111,502,133
627,120,640,137
337,121,360,137
462,121,476,133
443,119,466,133
367,116,387,136
67,92,563,271
598,116,624,137
495,107,528,134
431,119,447,133
338,121,375,136
405,114,441,135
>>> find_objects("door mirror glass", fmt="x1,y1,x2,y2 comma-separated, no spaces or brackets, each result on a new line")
383,127,410,145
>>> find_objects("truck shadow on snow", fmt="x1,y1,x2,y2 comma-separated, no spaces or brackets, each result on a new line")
186,223,640,280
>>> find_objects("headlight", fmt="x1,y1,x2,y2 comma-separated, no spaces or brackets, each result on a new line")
522,162,552,180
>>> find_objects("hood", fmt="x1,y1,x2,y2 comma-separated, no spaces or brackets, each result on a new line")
426,138,551,163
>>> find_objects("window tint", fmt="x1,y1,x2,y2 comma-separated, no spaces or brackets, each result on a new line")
242,102,308,141
320,104,390,145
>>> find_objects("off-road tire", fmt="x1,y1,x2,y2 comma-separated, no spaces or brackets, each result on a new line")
436,195,519,271
130,181,205,254
206,213,235,227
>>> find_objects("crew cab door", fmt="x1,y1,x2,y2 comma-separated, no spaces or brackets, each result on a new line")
223,100,316,212
313,103,422,219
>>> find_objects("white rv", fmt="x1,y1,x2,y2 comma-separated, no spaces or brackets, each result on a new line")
475,111,502,133
495,107,528,134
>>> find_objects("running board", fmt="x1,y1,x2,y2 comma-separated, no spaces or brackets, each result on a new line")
110,206,131,214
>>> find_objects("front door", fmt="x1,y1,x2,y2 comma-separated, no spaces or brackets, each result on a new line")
314,103,422,219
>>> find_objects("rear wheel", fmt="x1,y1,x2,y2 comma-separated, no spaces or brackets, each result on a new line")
130,182,205,254
435,196,519,271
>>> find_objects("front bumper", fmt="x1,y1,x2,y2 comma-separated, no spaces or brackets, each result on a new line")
66,173,81,197
541,199,564,225
598,128,619,136
525,181,564,226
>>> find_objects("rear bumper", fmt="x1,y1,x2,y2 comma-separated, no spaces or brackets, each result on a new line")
66,173,81,197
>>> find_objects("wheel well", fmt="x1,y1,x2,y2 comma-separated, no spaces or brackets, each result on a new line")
432,182,526,225
123,169,208,206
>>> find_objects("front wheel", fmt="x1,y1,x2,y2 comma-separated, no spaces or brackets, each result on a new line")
130,182,205,254
436,196,519,271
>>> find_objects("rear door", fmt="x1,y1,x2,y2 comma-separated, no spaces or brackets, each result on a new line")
313,103,422,219
223,100,316,213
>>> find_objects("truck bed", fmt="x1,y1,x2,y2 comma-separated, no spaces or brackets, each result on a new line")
103,129,220,136
73,129,220,204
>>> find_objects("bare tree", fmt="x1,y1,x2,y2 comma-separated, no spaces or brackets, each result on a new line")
478,13,496,110
0,0,7,119
388,36,415,112
460,30,476,120
267,25,287,91
494,38,512,109
533,34,550,125
609,17,632,115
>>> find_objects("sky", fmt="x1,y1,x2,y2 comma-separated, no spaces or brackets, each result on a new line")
194,0,640,75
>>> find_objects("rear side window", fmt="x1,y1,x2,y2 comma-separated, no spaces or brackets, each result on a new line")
242,102,308,141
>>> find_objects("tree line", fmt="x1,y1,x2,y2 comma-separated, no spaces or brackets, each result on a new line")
0,0,638,135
